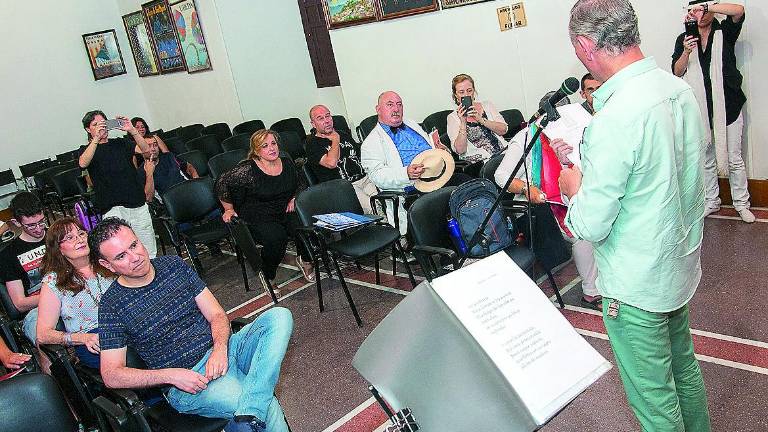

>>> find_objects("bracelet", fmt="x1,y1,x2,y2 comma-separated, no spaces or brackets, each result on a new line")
63,332,73,347
703,3,708,13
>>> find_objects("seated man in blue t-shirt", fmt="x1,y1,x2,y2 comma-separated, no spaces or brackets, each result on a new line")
92,218,292,432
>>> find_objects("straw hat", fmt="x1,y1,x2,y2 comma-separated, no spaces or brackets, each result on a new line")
411,149,455,193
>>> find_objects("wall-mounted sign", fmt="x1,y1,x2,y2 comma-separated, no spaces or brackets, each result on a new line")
497,5,514,31
511,2,527,28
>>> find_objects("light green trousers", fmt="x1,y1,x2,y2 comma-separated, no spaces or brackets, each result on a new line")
602,300,712,432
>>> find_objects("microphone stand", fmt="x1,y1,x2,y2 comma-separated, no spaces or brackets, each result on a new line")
459,102,560,267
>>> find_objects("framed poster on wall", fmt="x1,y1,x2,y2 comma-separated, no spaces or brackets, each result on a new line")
169,0,212,73
379,0,439,20
82,29,127,80
142,0,186,73
324,0,378,29
440,0,492,9
122,11,160,77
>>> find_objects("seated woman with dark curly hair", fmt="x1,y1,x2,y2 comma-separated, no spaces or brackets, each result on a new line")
36,217,116,369
216,129,314,288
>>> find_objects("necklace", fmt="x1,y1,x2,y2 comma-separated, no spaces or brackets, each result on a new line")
81,274,103,305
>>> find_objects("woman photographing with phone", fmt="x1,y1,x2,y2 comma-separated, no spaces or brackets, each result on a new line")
77,110,158,257
446,74,509,176
36,218,116,369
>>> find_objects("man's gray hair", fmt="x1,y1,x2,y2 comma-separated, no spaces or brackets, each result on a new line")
569,0,641,56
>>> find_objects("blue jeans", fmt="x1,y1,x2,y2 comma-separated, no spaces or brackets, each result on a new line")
22,307,38,343
166,307,293,431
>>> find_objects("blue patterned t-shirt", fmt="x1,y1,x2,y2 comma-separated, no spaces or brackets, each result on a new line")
98,255,211,370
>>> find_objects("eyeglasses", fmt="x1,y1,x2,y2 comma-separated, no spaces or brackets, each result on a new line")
60,230,88,245
21,220,47,230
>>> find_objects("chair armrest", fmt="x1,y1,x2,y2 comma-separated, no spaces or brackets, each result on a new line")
370,191,405,232
412,245,460,281
412,245,458,265
38,343,70,362
92,395,132,427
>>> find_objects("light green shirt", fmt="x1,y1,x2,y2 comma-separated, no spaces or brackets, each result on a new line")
565,57,706,313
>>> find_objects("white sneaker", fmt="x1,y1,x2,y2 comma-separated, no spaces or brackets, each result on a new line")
704,205,720,217
738,209,756,223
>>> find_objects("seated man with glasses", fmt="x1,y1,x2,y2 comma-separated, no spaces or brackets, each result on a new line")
0,192,47,342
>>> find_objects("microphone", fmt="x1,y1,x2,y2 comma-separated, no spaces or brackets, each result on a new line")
529,77,581,122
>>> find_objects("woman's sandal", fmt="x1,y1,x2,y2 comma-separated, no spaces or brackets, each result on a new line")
296,256,316,282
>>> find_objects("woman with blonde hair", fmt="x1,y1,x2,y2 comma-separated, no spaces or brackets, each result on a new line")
215,129,314,286
446,73,510,175
36,217,115,368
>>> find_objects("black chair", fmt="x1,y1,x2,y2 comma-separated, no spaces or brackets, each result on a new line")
295,179,416,326
0,373,80,432
278,131,306,160
407,187,537,281
162,126,183,140
33,164,72,220
207,149,247,180
332,115,352,136
302,163,318,186
233,119,266,136
201,122,232,144
160,177,244,279
422,110,453,136
479,154,566,308
228,217,279,303
221,133,251,152
0,282,38,374
164,136,188,155
0,169,17,199
19,158,54,179
55,149,80,163
356,115,378,142
270,118,306,137
185,134,223,160
178,150,209,177
178,124,205,143
499,109,525,140
50,167,85,216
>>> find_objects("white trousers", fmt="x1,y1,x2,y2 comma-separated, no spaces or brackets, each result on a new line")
565,236,598,297
703,112,751,211
352,176,379,215
104,204,157,258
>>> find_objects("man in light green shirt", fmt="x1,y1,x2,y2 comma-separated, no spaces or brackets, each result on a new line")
561,1,711,430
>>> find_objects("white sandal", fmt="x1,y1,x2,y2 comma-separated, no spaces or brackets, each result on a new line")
296,256,315,282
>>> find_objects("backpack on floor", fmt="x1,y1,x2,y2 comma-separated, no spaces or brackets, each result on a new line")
449,179,513,258
74,199,102,232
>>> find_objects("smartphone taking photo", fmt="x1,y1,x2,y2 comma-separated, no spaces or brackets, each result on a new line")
685,19,699,40
460,96,472,116
105,118,123,130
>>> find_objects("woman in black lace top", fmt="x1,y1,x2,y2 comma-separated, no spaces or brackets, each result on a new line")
216,129,314,284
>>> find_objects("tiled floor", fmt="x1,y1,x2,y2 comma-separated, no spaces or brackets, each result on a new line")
195,207,767,432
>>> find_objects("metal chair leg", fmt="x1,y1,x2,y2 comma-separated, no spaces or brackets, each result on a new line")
395,241,417,287
318,253,337,313
546,270,565,308
236,246,250,292
374,253,380,285
330,254,362,327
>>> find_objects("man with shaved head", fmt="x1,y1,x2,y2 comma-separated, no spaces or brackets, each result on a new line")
306,104,377,213
361,91,464,234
